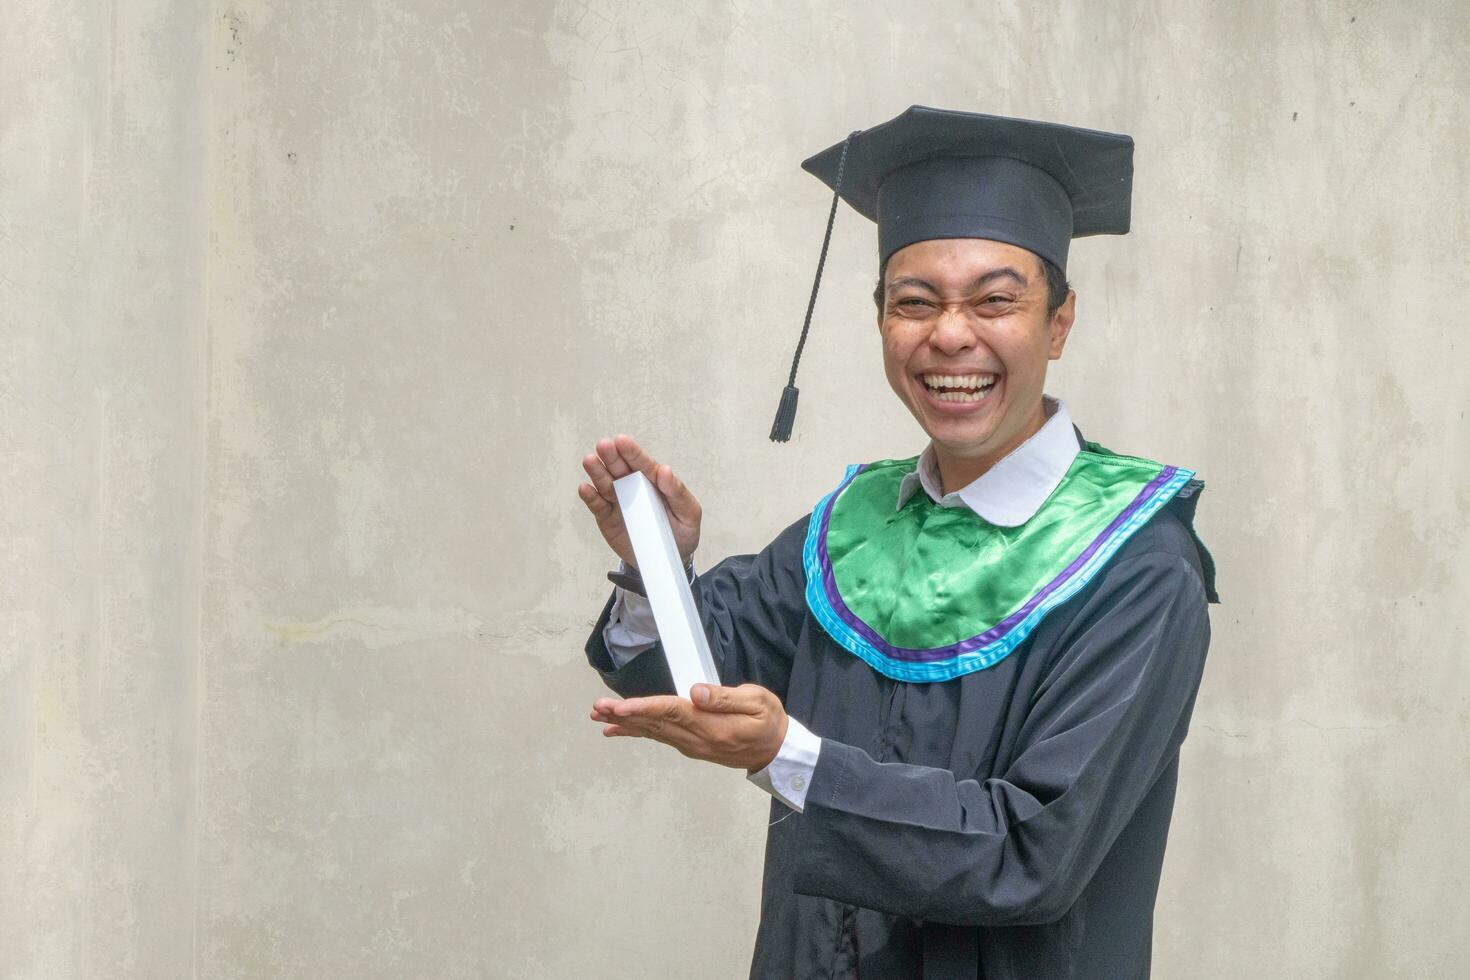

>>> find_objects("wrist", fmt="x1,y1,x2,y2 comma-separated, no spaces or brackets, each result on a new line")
747,711,789,774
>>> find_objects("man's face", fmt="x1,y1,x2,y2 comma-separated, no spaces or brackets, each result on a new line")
878,237,1076,469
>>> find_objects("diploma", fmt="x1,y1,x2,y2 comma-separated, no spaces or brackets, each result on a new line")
612,471,720,698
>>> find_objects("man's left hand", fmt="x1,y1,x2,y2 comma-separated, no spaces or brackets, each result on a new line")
590,683,788,773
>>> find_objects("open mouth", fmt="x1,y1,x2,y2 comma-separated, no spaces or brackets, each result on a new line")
920,372,998,404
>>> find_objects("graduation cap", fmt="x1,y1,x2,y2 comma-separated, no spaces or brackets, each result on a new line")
769,106,1134,442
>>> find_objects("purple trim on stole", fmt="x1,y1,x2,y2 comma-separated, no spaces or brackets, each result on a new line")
816,465,1180,663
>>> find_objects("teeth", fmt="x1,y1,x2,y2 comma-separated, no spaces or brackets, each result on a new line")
922,373,996,391
932,389,988,402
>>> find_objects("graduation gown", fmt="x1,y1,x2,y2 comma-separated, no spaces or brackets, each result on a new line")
585,474,1213,979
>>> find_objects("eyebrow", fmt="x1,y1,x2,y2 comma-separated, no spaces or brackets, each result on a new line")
886,267,1029,294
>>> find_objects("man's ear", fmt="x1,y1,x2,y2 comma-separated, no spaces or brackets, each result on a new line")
1048,290,1077,360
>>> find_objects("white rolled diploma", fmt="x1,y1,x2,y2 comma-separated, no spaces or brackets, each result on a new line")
612,470,720,699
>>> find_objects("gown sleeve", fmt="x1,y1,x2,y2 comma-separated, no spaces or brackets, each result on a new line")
584,514,810,701
790,547,1212,927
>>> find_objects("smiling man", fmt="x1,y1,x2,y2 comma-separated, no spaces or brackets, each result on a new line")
576,107,1218,979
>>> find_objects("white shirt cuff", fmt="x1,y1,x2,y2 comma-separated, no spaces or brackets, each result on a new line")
604,595,658,668
746,716,821,813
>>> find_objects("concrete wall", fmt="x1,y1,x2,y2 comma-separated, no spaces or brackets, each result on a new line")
4,0,1466,976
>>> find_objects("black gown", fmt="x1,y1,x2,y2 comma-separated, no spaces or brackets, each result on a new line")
585,473,1215,979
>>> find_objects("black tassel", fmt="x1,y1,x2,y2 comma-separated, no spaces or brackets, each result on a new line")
769,385,800,442
768,129,859,444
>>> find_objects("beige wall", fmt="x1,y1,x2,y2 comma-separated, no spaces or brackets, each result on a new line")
4,0,1467,976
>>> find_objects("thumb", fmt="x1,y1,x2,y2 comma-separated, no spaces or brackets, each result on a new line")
690,683,724,709
691,683,760,713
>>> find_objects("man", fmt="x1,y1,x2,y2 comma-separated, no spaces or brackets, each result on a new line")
576,106,1218,978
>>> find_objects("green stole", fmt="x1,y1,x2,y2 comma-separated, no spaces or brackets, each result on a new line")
802,445,1197,682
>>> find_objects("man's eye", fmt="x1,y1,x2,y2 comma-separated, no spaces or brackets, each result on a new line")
897,298,929,308
981,294,1014,305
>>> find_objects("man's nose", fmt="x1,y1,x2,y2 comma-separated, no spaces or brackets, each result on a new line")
930,308,977,355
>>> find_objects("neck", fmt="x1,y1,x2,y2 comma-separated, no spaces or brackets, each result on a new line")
934,400,1049,495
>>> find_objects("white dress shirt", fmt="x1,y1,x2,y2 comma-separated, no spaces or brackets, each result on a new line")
602,396,1081,811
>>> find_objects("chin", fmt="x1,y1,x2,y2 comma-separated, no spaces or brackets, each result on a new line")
920,406,1025,465
933,425,1004,457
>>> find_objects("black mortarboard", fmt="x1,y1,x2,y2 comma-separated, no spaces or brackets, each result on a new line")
768,106,1134,442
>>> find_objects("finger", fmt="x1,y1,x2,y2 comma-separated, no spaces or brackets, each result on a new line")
653,463,701,524
602,724,686,746
596,437,636,480
591,698,627,724
578,482,615,518
601,714,668,740
610,695,690,723
605,698,703,742
613,433,661,482
690,683,763,715
582,453,617,503
606,719,705,757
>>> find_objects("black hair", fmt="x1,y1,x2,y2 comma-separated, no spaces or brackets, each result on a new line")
873,252,1070,317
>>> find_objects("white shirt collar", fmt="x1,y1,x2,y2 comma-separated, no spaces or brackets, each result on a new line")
896,396,1081,527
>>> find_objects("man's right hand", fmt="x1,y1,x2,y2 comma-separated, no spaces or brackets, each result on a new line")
578,434,702,571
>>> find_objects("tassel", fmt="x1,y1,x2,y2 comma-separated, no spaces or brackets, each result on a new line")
768,129,859,444
769,385,800,442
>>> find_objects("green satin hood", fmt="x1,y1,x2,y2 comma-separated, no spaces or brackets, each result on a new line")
802,446,1198,682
